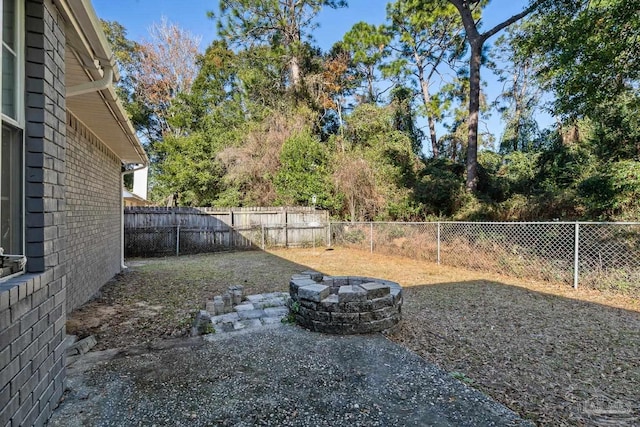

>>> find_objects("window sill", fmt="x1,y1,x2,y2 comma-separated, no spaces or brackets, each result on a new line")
0,272,41,311
0,255,27,280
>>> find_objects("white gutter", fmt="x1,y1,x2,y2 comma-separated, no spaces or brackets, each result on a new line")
66,64,114,97
120,164,148,269
56,0,147,163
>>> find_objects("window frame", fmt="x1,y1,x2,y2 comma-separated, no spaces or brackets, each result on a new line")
1,0,25,280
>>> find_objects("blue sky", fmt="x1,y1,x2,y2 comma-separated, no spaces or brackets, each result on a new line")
92,1,547,151
92,1,529,51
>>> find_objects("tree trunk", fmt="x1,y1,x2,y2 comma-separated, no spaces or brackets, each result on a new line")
290,55,301,88
466,40,482,192
349,195,356,223
449,0,540,192
367,64,375,102
419,79,439,158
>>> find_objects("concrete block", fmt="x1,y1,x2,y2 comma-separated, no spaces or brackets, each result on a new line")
321,277,334,287
370,316,400,331
337,285,367,303
222,292,232,306
319,294,339,312
237,309,265,320
298,284,330,303
234,303,255,312
263,307,288,318
369,294,394,310
390,286,402,303
348,277,364,286
211,312,239,325
246,294,265,303
205,301,216,314
231,290,242,305
332,277,349,286
300,271,323,282
360,282,390,299
307,310,331,323
331,312,359,323
289,278,316,294
216,321,232,332
297,299,317,310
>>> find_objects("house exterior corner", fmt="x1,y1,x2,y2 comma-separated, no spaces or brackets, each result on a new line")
0,0,146,425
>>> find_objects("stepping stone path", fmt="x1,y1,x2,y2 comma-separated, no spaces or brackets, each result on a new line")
192,285,290,336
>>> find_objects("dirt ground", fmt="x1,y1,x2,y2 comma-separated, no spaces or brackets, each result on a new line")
66,247,639,426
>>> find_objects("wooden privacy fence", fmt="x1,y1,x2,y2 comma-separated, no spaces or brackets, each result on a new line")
124,207,330,257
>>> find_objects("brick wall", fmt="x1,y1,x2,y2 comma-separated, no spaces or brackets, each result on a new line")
0,273,66,427
64,113,122,311
0,0,68,425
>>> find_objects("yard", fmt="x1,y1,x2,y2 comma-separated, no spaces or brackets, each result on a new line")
66,247,639,426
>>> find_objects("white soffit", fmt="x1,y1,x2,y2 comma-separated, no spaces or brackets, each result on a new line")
58,0,147,165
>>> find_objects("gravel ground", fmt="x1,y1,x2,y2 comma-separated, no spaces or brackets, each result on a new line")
62,249,639,425
49,326,532,427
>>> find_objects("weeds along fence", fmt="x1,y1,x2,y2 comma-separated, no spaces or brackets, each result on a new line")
125,211,639,291
124,207,329,257
330,222,640,292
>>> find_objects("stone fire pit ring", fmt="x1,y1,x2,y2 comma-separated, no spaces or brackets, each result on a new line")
288,271,402,334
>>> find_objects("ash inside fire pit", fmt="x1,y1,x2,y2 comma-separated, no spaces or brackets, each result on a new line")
288,271,402,334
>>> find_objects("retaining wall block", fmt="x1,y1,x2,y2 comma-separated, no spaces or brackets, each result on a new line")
337,285,367,303
297,284,330,303
360,282,390,299
300,271,323,282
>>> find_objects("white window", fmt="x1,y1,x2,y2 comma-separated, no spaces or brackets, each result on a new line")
1,0,24,278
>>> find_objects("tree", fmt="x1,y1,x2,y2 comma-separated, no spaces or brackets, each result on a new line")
384,0,466,158
492,25,542,153
304,45,356,135
390,86,424,156
275,130,337,208
332,152,379,222
333,103,421,220
518,0,640,158
218,110,312,206
213,0,347,92
135,18,201,141
101,20,154,138
342,22,390,103
446,0,542,192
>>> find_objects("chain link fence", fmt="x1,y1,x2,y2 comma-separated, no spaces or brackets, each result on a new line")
125,220,639,291
330,222,640,292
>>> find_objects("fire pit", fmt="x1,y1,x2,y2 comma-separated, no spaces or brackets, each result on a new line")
288,271,402,334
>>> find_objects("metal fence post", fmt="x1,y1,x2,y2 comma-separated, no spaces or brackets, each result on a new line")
261,224,265,250
176,224,180,256
437,222,441,265
573,222,580,289
370,222,374,253
327,222,331,248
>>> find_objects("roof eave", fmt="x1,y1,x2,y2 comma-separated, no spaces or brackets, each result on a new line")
54,0,148,166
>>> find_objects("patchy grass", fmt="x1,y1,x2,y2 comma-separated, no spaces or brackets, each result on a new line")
66,251,304,350
67,247,639,426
